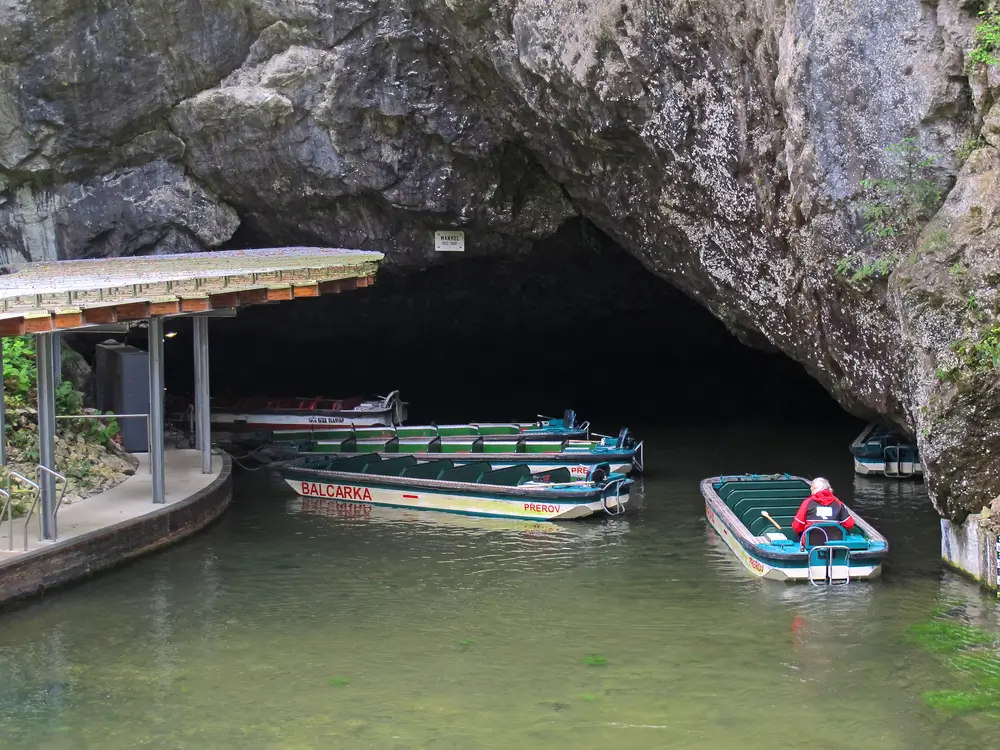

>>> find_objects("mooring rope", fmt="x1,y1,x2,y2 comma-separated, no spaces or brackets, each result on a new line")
211,444,273,471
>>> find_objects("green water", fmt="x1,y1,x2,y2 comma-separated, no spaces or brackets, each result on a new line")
1,423,999,749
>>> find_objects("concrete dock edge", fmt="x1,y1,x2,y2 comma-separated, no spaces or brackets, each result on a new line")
941,514,1000,594
0,455,232,610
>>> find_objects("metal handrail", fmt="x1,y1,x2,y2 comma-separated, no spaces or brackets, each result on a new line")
633,440,645,474
56,413,151,474
808,545,853,586
8,471,39,552
883,445,914,478
0,488,11,551
600,477,628,516
37,465,68,541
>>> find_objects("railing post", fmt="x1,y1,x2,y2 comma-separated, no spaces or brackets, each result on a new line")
52,331,61,386
0,488,11,551
148,318,166,504
35,332,57,539
193,316,212,474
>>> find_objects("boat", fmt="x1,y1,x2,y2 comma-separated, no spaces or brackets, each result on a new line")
280,453,632,520
210,390,407,432
850,423,922,478
288,427,642,477
700,473,889,584
266,409,591,443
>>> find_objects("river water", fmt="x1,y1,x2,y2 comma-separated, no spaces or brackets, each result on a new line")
1,421,999,749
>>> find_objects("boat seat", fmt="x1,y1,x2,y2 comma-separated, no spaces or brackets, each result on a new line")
747,515,796,536
439,462,493,483
440,438,484,454
400,460,454,479
397,438,441,453
311,436,356,453
736,504,804,528
717,480,807,501
480,465,531,486
725,489,809,510
326,454,382,473
730,495,808,515
483,440,525,454
522,467,574,485
477,424,520,435
739,505,798,528
524,441,566,454
355,437,398,454
437,425,477,437
363,456,418,476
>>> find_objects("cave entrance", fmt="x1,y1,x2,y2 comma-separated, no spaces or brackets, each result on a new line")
156,220,851,431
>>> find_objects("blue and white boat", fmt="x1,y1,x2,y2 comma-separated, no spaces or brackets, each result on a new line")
701,473,889,584
850,423,922,478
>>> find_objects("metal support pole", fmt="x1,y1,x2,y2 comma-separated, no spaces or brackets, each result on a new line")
148,318,166,504
52,332,61,386
0,340,6,467
35,333,57,538
193,317,212,474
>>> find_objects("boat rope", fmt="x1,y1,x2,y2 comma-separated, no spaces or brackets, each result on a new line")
212,443,274,471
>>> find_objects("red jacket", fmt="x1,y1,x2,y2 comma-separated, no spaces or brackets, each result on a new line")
792,489,855,534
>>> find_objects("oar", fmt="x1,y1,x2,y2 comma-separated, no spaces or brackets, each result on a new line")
760,511,783,531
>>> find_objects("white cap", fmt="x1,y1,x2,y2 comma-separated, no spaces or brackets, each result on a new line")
810,477,831,494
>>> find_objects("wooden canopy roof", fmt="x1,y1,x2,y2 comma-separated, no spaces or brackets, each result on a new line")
0,247,383,336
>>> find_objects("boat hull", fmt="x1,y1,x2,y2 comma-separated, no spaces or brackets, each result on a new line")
283,477,629,521
271,425,592,442
212,408,398,431
853,458,923,477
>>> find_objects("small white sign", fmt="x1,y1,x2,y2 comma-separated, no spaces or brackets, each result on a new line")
434,230,465,252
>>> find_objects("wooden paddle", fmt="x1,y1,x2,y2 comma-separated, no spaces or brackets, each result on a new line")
760,511,783,531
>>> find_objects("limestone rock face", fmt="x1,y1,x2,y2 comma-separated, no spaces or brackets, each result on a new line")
1,0,998,516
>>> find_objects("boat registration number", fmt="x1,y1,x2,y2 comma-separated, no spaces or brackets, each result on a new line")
300,482,373,501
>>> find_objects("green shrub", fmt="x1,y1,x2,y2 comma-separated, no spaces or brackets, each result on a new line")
970,9,1000,67
840,138,945,282
860,138,942,242
2,336,119,453
952,325,1000,372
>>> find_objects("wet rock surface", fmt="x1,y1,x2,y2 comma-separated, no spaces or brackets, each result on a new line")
0,0,998,516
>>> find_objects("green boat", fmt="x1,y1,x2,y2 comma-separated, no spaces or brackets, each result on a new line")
281,454,632,520
263,410,592,444
701,474,889,584
284,428,643,478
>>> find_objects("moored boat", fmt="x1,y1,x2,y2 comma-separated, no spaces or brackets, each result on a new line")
290,428,643,478
267,409,591,443
701,473,889,584
850,423,922,478
211,390,407,432
280,454,632,520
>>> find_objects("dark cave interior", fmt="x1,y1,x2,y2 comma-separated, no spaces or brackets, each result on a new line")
74,220,857,433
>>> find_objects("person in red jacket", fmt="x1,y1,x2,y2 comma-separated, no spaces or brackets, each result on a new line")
792,477,854,541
